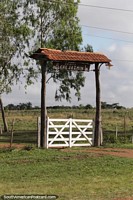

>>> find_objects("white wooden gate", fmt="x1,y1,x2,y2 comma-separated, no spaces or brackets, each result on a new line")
47,118,94,148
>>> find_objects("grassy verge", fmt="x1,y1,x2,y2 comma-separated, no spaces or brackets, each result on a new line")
103,143,133,149
0,148,133,200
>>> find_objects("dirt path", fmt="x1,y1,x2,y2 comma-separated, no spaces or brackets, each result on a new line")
0,143,133,158
75,147,133,159
0,143,28,149
114,198,133,200
61,147,133,159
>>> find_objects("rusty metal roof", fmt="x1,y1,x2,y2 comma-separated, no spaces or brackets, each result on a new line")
30,48,111,64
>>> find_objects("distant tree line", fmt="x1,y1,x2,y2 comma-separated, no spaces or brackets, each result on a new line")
101,102,125,109
47,104,93,110
4,102,40,110
4,102,126,110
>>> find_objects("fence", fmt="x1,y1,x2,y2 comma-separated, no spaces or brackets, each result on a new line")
46,118,94,148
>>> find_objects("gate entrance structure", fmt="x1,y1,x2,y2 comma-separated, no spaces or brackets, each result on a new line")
47,118,93,148
30,48,112,148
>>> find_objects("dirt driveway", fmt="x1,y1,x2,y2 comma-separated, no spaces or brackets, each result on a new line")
0,143,133,159
73,147,133,159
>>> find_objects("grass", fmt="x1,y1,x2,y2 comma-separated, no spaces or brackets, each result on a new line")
0,131,37,145
0,148,133,200
103,143,133,149
2,108,133,132
0,108,133,146
0,109,133,199
1,108,133,145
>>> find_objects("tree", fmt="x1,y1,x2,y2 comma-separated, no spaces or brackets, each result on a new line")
83,44,93,53
0,0,31,131
85,104,93,109
22,0,87,148
22,0,85,102
101,102,108,109
4,104,15,110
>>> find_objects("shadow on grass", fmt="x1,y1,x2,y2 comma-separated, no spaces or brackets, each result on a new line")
0,130,37,144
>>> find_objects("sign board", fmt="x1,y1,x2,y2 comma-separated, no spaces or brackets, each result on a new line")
53,61,90,72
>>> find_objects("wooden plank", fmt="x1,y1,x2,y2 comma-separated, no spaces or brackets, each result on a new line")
49,118,93,123
48,138,69,142
72,143,92,147
48,131,93,135
48,144,69,147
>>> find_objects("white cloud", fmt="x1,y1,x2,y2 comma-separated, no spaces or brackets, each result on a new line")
108,44,117,52
78,0,133,107
101,42,133,107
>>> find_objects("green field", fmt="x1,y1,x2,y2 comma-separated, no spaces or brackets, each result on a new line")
0,108,133,145
0,148,133,200
1,108,133,132
0,109,133,200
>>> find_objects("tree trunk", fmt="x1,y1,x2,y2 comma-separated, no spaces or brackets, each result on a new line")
40,61,47,148
94,63,102,146
0,95,8,132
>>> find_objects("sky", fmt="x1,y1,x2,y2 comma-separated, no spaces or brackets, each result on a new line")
3,0,133,108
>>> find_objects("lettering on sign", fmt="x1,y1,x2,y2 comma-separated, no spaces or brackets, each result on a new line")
53,62,90,72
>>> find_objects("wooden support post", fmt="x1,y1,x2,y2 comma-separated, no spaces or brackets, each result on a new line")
94,63,102,147
41,61,47,148
0,96,8,132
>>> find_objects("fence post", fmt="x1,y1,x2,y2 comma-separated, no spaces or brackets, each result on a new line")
100,127,103,145
115,125,118,140
69,118,72,148
37,117,41,148
132,135,133,144
10,119,15,148
0,123,2,135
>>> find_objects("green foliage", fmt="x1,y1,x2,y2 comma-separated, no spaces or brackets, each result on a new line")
103,133,132,144
0,0,94,102
0,0,31,95
83,44,93,52
55,71,85,101
23,0,82,50
22,0,88,101
5,102,33,110
101,102,126,109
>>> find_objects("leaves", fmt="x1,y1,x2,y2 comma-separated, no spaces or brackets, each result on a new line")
0,0,31,95
22,0,86,102
0,0,93,103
